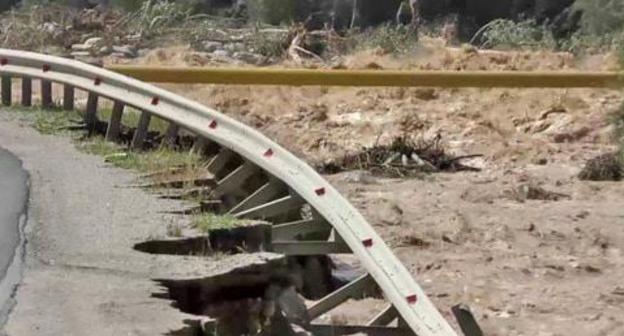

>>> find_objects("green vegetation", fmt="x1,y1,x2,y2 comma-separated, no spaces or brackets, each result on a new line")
247,0,296,25
104,148,203,172
32,108,81,134
4,106,79,134
192,213,245,232
76,136,123,156
478,19,556,50
612,104,624,167
10,106,203,173
98,106,170,133
248,26,289,57
128,0,199,38
573,0,624,36
356,24,419,54
476,1,624,54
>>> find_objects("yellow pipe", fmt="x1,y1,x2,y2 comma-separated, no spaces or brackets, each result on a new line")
106,65,624,88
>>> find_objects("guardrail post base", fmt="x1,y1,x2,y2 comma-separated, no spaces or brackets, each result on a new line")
41,80,52,108
21,78,31,107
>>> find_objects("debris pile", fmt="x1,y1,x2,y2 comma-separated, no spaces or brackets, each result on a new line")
578,152,622,181
318,135,481,178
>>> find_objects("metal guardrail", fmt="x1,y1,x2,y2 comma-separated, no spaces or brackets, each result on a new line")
0,49,459,336
107,65,624,88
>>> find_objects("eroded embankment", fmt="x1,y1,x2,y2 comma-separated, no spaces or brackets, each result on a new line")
133,224,367,336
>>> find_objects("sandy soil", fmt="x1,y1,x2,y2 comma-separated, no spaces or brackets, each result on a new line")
112,40,624,335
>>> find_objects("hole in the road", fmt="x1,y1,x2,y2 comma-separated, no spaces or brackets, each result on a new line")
154,256,371,336
154,258,297,336
133,224,272,256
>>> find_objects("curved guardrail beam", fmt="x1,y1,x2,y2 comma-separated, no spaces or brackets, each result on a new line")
0,48,458,336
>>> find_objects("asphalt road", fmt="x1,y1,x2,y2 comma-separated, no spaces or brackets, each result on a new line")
0,147,28,329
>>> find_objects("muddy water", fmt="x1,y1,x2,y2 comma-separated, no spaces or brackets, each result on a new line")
0,147,28,330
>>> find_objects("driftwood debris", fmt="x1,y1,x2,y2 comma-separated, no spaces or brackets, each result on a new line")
318,135,482,178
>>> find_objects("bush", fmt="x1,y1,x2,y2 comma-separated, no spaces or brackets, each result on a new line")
127,0,197,38
0,4,79,52
356,24,419,54
477,18,556,50
247,0,296,25
110,0,145,11
573,0,624,36
618,41,624,67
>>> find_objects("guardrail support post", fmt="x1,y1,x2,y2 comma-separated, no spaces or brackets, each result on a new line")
41,80,52,108
106,101,124,142
63,85,74,111
161,123,179,148
85,92,99,133
1,75,11,106
21,78,31,107
131,111,151,150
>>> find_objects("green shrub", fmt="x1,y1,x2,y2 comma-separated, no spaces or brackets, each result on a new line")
612,104,624,141
128,0,196,37
478,18,556,50
618,40,624,67
573,0,624,35
192,213,243,232
110,0,145,11
247,0,296,25
357,24,419,54
248,26,289,57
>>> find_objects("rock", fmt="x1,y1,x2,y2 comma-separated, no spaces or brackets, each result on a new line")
552,126,591,143
97,45,112,56
211,49,230,59
225,42,246,53
71,44,91,52
233,51,264,65
583,264,601,273
340,170,377,184
413,88,439,101
70,51,91,58
539,106,567,120
575,210,590,219
276,286,310,327
300,256,332,299
201,41,223,53
510,183,571,202
379,201,403,226
83,37,103,49
112,45,137,58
